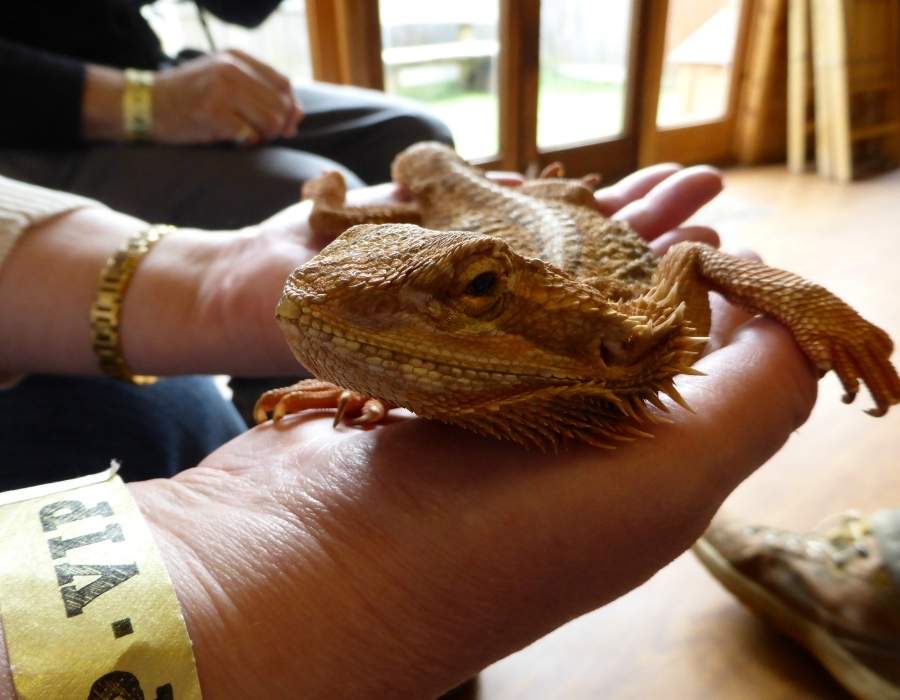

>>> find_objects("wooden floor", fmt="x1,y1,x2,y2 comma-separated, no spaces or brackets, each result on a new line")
476,166,900,699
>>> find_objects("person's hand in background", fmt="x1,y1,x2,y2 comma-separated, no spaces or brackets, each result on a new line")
82,50,302,145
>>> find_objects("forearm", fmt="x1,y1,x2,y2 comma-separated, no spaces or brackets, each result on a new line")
81,64,126,141
0,207,138,375
0,206,297,377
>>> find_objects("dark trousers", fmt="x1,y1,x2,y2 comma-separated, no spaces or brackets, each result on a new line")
0,81,453,228
0,375,246,490
0,82,452,487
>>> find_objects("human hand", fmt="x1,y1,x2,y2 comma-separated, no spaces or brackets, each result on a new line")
176,183,408,376
152,49,302,145
123,167,818,698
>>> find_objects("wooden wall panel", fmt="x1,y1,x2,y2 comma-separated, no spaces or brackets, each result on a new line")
734,0,788,163
307,0,383,89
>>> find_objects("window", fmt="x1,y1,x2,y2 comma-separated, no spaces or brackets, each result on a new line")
537,0,633,149
150,0,755,172
379,0,501,160
656,0,743,128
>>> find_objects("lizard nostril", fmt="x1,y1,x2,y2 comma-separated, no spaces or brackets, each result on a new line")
599,342,614,367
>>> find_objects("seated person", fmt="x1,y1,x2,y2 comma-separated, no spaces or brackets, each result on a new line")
0,1,453,228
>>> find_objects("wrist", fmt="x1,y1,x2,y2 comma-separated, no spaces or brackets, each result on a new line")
120,226,296,377
0,207,144,375
119,227,232,376
126,463,449,699
81,65,127,141
127,481,224,697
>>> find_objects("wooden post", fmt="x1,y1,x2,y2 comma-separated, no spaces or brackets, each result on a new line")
306,0,383,89
498,0,541,172
787,0,810,171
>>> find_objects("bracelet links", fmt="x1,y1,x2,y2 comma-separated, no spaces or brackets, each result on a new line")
90,224,174,385
123,68,155,141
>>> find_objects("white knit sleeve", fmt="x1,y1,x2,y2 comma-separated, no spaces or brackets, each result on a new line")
0,175,106,271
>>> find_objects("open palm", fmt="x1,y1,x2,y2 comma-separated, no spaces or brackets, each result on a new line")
131,165,818,698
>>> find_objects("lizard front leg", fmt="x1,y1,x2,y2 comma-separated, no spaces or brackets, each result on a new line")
254,378,393,427
303,171,422,238
515,162,602,209
654,241,900,416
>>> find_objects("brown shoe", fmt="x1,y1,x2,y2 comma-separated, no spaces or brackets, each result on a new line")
694,511,900,700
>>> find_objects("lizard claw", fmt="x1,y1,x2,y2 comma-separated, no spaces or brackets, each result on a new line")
254,379,392,428
349,398,389,426
333,390,352,427
800,323,899,417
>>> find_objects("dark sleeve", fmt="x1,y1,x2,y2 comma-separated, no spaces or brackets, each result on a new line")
0,39,86,148
196,0,284,28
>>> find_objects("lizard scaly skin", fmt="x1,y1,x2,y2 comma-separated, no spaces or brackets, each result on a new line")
256,142,900,449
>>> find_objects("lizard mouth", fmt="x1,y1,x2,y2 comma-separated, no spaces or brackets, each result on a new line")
277,293,704,392
277,299,585,383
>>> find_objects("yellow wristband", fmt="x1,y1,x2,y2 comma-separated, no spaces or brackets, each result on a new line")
123,69,155,142
0,463,202,698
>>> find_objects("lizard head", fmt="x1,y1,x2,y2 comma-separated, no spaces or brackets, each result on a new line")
277,223,704,449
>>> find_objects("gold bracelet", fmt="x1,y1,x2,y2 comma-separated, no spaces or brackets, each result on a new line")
122,68,155,141
90,224,174,384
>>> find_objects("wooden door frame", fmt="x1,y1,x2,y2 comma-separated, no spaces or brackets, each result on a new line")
496,0,648,180
307,0,383,89
637,0,754,166
307,0,755,176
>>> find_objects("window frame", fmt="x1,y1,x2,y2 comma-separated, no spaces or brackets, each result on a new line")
306,0,755,176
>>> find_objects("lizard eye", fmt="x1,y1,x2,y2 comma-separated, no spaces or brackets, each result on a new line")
465,271,498,297
453,255,510,317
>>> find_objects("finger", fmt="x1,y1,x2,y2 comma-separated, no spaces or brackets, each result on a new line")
226,49,293,96
233,91,292,141
614,165,723,241
223,58,295,140
226,49,302,138
284,102,304,137
648,225,720,257
593,163,681,216
219,113,259,146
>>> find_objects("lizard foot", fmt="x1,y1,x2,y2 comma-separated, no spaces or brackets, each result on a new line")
798,319,900,417
535,162,601,189
253,379,392,427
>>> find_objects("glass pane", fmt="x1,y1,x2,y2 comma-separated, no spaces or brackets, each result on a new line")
143,0,312,83
537,1,633,149
380,0,500,160
656,0,742,128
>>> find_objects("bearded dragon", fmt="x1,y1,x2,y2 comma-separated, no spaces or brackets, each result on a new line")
254,142,900,449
